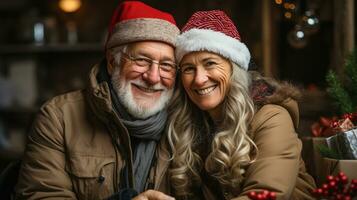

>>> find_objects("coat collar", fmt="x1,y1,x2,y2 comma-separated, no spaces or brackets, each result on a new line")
250,79,301,129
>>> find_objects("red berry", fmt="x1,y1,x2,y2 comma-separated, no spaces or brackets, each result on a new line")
256,194,264,200
268,192,276,200
330,181,337,187
312,189,318,196
344,195,351,200
341,176,348,184
262,190,269,198
323,190,329,196
343,188,349,194
322,184,329,190
248,191,257,198
327,175,335,182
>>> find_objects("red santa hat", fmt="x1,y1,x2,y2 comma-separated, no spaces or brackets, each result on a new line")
106,1,179,49
176,10,251,70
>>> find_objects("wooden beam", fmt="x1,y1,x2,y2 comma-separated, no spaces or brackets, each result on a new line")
261,0,277,77
331,0,355,76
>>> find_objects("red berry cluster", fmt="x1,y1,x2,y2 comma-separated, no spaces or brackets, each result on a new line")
248,190,276,200
313,172,357,200
342,112,357,122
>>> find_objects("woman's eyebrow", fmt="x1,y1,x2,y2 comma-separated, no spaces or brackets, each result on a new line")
201,57,219,62
180,62,193,67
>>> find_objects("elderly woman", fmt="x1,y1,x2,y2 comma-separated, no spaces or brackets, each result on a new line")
167,10,316,200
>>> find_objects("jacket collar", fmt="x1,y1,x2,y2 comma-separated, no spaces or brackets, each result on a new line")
250,79,301,129
86,61,114,121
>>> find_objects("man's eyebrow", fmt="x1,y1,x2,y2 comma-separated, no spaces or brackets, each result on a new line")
134,51,175,62
160,56,175,62
132,51,151,58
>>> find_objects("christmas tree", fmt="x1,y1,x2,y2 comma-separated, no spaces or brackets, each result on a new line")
326,49,357,115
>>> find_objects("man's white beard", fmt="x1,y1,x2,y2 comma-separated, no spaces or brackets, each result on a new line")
111,67,174,119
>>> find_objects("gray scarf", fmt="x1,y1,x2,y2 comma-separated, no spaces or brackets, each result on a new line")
114,99,166,193
97,62,166,193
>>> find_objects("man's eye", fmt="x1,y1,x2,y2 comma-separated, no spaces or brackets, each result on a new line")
135,58,151,65
160,63,175,70
135,57,149,62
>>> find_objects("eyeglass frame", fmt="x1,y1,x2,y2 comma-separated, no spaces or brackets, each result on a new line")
120,51,177,79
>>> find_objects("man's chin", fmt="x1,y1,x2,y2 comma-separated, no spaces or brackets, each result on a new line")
130,99,166,118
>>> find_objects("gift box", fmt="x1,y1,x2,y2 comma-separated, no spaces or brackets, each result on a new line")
321,158,357,182
301,137,328,184
326,128,357,159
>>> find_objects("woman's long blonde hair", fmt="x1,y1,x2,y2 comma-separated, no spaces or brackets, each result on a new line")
167,63,258,197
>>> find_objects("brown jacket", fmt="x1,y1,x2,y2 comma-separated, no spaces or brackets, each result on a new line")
202,80,316,200
15,64,171,199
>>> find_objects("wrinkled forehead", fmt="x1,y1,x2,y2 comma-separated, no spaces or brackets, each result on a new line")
127,41,175,60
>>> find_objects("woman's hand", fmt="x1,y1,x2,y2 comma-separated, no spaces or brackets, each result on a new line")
132,190,175,200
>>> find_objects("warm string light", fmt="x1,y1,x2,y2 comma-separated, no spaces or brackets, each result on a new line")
59,0,82,13
275,0,283,5
273,0,320,49
58,0,81,44
284,12,292,19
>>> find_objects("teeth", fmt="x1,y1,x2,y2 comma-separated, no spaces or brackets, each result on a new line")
197,86,216,95
136,85,160,93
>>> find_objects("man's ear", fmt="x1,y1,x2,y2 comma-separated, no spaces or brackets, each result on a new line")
106,52,115,75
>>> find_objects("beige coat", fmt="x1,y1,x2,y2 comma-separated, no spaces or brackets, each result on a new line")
202,81,316,200
15,64,171,199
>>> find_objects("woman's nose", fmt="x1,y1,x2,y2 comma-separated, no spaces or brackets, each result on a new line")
193,67,209,86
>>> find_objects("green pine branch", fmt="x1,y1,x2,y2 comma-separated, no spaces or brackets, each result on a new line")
326,70,353,114
317,144,341,159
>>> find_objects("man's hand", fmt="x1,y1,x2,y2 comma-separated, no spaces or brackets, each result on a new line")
132,190,175,200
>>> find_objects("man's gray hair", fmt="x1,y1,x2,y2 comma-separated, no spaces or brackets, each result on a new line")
109,45,128,68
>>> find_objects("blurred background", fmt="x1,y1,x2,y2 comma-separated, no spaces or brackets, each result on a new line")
0,0,355,178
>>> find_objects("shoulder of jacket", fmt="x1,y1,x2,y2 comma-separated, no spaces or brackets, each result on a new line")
250,104,291,132
39,89,86,116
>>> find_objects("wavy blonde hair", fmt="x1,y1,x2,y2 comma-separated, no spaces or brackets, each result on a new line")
167,63,258,197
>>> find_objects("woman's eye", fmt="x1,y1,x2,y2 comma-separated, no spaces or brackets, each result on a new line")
181,66,195,74
205,61,217,66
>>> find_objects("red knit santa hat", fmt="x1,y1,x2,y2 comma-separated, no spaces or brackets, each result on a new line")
106,1,179,49
176,10,250,70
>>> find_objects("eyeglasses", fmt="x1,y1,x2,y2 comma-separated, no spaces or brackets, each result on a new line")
121,52,177,79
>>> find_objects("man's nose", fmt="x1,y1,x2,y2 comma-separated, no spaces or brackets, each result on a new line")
142,63,161,85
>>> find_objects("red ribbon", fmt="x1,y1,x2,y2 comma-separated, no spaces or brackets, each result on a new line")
311,112,357,137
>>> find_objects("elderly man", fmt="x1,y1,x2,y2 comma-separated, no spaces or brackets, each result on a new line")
15,1,179,200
